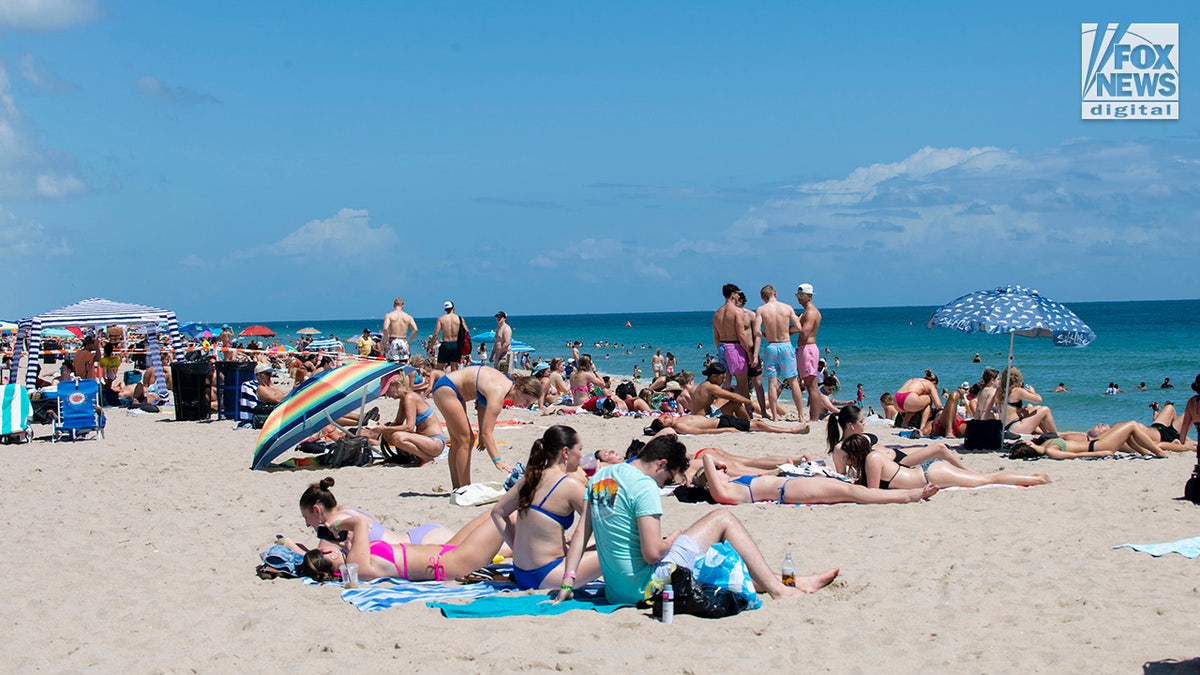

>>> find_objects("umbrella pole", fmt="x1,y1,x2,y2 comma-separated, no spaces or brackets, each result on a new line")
1002,332,1014,428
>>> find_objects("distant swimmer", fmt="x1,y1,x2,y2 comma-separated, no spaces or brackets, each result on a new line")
1161,377,1175,389
1052,382,1068,392
973,353,982,363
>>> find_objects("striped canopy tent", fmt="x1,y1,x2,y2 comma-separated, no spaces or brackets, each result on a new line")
12,298,184,398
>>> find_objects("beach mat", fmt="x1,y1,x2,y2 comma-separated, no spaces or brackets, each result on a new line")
304,577,513,612
429,586,634,618
1114,536,1200,559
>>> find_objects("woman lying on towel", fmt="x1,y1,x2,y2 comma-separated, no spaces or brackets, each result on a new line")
490,425,603,590
299,477,456,550
694,451,938,505
826,405,970,476
841,434,1050,489
298,507,506,583
1008,421,1168,459
431,365,542,488
357,372,447,465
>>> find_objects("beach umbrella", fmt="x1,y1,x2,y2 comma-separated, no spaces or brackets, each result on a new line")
251,360,402,470
473,330,497,344
239,325,276,338
179,322,214,337
510,340,537,353
297,327,320,335
0,321,17,334
63,326,84,338
42,327,76,339
927,284,1095,424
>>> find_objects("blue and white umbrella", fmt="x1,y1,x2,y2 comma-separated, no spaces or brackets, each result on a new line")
928,284,1095,424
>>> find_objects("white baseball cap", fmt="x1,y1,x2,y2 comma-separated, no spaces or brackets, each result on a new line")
443,301,454,310
797,283,814,295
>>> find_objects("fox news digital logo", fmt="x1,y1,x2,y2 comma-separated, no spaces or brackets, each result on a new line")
1082,23,1178,120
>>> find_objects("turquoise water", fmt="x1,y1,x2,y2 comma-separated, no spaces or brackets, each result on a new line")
211,299,1200,431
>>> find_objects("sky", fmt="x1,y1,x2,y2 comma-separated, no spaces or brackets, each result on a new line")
2,1,1198,322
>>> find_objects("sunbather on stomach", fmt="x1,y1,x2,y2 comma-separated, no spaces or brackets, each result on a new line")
299,476,455,550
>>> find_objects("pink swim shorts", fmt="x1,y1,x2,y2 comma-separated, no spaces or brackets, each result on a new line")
717,342,749,375
798,343,820,378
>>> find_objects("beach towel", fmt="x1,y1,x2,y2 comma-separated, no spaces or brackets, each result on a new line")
1114,536,1200,558
303,577,512,612
429,586,633,618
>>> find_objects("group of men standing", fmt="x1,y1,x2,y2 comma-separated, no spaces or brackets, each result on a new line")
381,297,513,373
711,282,838,423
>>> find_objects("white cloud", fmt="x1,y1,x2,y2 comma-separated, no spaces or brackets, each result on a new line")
0,205,70,256
0,0,99,30
0,65,86,199
136,75,220,107
19,53,77,93
268,208,398,258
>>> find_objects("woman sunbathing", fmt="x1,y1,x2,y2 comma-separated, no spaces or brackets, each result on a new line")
299,508,505,583
826,404,969,477
299,476,455,549
1009,421,1168,459
432,365,542,488
360,372,446,465
490,426,602,590
841,434,1050,489
695,451,938,505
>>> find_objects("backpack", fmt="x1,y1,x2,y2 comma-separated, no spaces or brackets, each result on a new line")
1185,457,1200,504
643,565,749,620
320,435,374,468
457,318,471,363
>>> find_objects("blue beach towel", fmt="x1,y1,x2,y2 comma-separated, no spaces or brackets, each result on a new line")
303,576,513,612
429,586,634,618
1114,536,1200,558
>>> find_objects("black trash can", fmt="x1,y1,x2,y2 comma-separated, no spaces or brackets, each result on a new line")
171,361,213,421
215,360,257,420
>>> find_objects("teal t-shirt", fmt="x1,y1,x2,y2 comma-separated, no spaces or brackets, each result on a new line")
586,462,663,605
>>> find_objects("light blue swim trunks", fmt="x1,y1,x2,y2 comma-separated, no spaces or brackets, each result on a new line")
762,341,797,380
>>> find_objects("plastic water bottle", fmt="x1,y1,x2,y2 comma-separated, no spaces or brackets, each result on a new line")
781,551,796,588
661,583,674,623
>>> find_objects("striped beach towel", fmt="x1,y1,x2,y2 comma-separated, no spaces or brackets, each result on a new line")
305,576,513,612
0,384,32,436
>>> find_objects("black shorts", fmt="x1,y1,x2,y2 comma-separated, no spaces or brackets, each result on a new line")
748,361,763,377
716,414,750,432
437,341,462,364
1152,422,1180,443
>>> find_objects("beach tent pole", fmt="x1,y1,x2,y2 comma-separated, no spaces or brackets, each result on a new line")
9,323,26,384
24,318,43,391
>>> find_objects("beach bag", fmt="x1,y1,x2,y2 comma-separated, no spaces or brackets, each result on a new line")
321,435,373,468
693,542,761,610
256,544,304,579
449,481,506,507
458,319,471,363
251,403,277,430
1185,459,1200,504
963,419,1003,450
645,565,749,620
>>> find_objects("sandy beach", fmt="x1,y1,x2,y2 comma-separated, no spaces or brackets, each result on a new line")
3,393,1198,673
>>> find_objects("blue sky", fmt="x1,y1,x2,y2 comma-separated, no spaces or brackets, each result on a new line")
2,1,1198,321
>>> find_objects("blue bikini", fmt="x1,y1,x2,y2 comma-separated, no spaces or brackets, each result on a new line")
730,474,795,504
513,475,576,590
432,366,489,408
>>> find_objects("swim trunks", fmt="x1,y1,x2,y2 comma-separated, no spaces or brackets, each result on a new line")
797,343,820,378
495,351,511,374
716,342,748,375
931,415,966,437
386,337,410,363
761,342,797,381
1151,422,1180,443
716,414,751,432
437,341,461,365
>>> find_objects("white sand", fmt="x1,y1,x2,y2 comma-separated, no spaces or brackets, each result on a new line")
3,398,1198,672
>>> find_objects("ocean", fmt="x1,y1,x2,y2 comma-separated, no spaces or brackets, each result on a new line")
212,299,1200,431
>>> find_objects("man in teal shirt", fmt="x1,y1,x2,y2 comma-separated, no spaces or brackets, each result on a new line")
556,435,838,605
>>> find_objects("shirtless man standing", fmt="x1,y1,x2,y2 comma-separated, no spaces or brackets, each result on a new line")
795,283,838,422
737,290,769,419
491,311,512,374
754,285,807,425
382,297,418,364
712,283,752,406
431,301,463,371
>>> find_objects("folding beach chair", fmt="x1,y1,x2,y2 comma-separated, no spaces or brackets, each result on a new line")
0,384,33,444
53,378,105,442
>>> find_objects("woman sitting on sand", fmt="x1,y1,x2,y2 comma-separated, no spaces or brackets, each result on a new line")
893,370,942,436
842,434,1050,489
1009,421,1169,459
431,365,542,488
694,451,938,505
997,367,1058,435
826,404,970,477
299,477,456,550
568,355,609,407
299,507,506,583
360,372,446,465
1176,374,1200,446
490,425,602,590
546,357,571,404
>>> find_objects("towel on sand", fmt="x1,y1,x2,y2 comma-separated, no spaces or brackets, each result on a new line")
1114,536,1200,558
304,577,513,612
429,586,634,618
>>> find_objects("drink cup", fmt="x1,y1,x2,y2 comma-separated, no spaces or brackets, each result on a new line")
340,563,359,588
580,453,599,477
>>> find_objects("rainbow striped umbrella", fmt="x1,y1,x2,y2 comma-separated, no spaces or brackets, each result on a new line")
251,360,402,470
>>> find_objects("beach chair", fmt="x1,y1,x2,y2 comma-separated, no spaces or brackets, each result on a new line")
0,384,33,444
53,378,105,442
